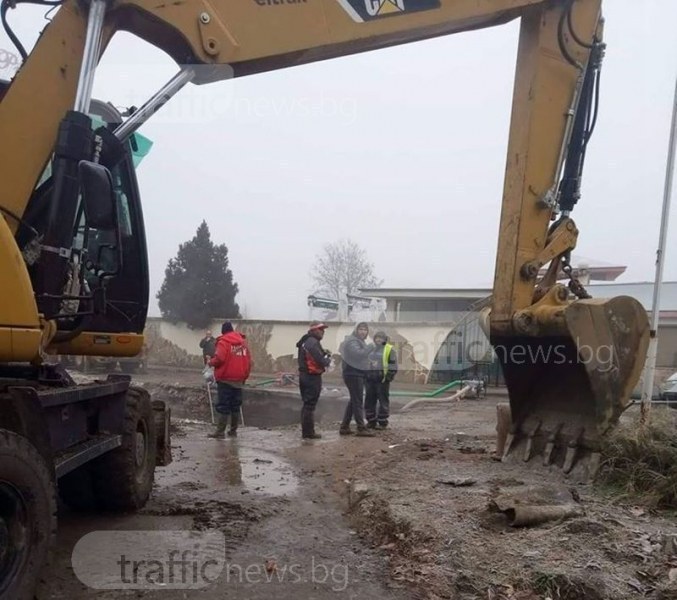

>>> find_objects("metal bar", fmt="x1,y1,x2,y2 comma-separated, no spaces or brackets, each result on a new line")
113,67,196,142
640,75,677,426
73,0,107,113
35,379,129,408
55,434,122,478
207,382,215,424
631,399,676,406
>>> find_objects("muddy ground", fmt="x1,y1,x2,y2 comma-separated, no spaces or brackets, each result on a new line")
37,368,677,599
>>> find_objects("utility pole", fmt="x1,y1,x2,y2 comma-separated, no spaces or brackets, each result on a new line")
640,75,677,427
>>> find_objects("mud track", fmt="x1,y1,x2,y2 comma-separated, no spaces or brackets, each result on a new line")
36,370,677,599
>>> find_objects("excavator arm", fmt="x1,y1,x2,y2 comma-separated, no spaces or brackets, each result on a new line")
0,0,649,475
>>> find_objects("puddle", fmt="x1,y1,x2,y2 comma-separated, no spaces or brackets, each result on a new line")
210,444,298,495
160,426,299,497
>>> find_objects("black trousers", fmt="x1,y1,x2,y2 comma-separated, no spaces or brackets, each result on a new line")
299,372,322,436
341,374,366,429
216,382,242,415
365,380,390,426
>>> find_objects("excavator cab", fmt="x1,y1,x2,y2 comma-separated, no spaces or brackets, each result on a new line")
14,98,152,345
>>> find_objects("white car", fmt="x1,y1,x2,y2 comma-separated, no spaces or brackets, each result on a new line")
662,371,677,401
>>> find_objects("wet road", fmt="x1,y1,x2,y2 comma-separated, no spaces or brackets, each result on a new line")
37,421,408,600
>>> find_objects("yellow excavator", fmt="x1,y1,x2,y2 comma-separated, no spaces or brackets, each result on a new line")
0,0,650,596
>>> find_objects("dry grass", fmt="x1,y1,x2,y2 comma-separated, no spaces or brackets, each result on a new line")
528,571,605,600
598,408,677,509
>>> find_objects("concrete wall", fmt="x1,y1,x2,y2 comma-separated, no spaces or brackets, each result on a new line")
147,317,467,382
144,317,677,383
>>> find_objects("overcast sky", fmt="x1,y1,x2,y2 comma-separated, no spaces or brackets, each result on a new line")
2,1,676,319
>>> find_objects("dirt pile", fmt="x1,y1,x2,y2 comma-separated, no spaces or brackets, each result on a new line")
341,427,677,600
144,323,203,368
139,380,212,421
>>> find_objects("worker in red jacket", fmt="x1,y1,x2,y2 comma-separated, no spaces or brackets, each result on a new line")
207,322,252,438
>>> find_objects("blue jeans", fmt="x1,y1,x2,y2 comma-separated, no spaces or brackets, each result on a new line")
216,382,242,415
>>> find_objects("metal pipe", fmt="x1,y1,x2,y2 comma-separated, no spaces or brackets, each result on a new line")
114,67,195,142
640,75,677,426
73,0,107,113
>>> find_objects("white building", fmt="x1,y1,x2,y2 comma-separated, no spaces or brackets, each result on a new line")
359,281,677,371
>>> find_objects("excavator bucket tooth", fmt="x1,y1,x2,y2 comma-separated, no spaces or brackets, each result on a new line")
502,429,517,461
541,422,563,466
493,295,649,480
523,420,542,462
563,438,581,474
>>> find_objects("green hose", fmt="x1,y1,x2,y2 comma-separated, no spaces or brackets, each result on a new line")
246,378,278,388
390,380,464,397
247,378,468,397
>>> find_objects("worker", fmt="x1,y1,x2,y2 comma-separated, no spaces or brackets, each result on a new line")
199,329,216,364
207,322,252,438
365,331,398,429
338,322,374,437
295,321,332,439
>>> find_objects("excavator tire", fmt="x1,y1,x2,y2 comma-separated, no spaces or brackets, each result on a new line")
91,387,157,511
0,429,57,600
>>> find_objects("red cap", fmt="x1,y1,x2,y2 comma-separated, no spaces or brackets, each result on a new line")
309,321,329,331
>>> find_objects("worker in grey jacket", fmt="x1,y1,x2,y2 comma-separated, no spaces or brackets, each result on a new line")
338,322,374,436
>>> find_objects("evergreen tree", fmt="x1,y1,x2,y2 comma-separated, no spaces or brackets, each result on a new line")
157,221,240,328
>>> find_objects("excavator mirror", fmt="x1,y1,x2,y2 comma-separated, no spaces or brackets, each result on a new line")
78,160,117,231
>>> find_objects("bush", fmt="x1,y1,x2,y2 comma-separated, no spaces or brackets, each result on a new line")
598,410,677,509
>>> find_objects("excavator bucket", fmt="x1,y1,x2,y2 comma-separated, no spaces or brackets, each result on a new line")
492,295,649,480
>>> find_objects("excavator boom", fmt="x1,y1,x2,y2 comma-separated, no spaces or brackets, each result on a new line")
0,0,648,473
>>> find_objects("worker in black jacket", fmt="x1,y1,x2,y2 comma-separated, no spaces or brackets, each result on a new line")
296,321,332,439
338,322,374,437
199,329,216,364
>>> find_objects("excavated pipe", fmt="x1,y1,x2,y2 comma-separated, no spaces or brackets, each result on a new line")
503,504,584,527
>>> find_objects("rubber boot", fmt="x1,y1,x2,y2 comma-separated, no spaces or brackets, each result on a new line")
227,411,239,437
208,413,228,438
301,406,322,439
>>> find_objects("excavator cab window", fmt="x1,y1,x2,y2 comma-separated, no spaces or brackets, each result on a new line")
18,107,151,335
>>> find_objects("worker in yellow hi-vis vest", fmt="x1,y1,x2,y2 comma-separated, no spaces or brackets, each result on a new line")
365,331,398,429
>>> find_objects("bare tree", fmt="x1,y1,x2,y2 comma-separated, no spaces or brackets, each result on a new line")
311,239,382,300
